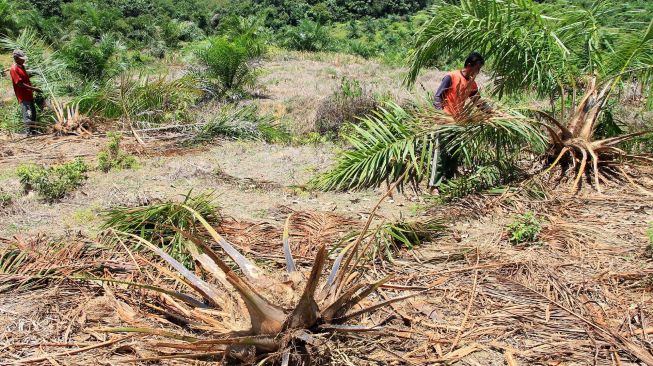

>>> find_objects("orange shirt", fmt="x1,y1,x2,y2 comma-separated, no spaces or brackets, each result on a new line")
442,70,478,116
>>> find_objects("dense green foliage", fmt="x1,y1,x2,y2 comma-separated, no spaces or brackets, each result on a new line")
16,159,88,202
194,36,260,99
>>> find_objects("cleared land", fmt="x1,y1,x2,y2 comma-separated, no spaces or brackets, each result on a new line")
0,55,652,365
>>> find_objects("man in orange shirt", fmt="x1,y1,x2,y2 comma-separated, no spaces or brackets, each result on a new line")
429,52,489,193
9,49,41,135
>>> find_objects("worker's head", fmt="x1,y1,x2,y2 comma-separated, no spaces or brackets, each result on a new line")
13,49,27,65
463,52,485,78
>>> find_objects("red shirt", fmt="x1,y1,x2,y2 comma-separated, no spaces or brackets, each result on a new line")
10,64,34,102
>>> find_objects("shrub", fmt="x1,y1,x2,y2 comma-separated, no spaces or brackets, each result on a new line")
97,132,137,172
281,18,330,52
314,77,377,134
194,36,260,99
16,159,88,202
506,212,542,245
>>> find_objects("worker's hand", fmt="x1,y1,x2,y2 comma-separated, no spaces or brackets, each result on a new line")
477,100,493,114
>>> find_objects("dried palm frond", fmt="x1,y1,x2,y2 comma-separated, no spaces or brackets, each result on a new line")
0,235,135,293
51,98,93,136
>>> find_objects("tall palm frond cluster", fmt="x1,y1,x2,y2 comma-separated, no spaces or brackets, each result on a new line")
405,0,653,193
0,28,68,96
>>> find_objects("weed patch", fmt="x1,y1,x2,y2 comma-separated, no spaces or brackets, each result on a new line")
16,159,88,202
506,212,543,245
97,132,138,172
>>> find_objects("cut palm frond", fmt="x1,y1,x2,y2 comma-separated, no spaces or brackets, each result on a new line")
309,103,429,191
311,101,545,192
0,236,135,293
101,191,220,268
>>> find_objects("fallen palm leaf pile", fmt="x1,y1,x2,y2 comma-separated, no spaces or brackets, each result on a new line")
51,99,94,137
1,183,653,364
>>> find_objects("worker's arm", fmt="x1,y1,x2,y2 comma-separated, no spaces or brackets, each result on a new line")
17,81,41,92
433,74,452,110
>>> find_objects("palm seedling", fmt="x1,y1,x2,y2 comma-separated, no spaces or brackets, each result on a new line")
407,0,653,192
104,203,423,363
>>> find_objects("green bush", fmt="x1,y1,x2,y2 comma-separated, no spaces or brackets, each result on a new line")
97,132,138,172
282,18,330,52
0,190,13,208
16,159,88,202
194,36,260,99
506,212,542,245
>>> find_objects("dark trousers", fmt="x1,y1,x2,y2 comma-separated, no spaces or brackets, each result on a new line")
20,101,37,134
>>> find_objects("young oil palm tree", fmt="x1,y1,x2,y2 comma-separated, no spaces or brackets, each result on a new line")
407,0,653,192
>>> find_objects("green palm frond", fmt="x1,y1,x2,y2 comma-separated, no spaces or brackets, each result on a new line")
311,101,546,192
603,18,653,86
406,0,575,97
0,28,69,96
310,103,433,191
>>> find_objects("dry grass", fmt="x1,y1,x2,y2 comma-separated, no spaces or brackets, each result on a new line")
1,180,652,364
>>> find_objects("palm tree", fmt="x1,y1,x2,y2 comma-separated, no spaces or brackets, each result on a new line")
406,0,653,192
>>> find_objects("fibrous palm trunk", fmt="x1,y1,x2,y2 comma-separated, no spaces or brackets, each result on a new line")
539,78,651,193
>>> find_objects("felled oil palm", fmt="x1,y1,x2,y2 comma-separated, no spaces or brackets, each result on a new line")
109,206,416,363
537,78,652,192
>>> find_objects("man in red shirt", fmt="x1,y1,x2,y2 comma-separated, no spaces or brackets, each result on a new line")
10,49,41,135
